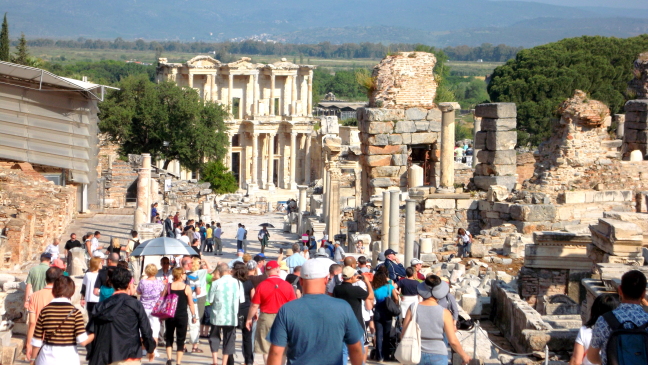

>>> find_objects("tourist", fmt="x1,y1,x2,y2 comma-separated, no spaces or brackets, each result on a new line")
184,257,209,353
372,269,400,362
334,241,346,264
86,267,156,365
333,266,375,364
411,258,425,281
163,267,197,365
285,243,306,273
355,239,365,254
137,264,166,356
173,211,180,226
24,252,53,311
285,266,302,299
98,267,116,302
63,233,82,269
28,276,91,364
93,253,120,298
456,228,473,258
25,267,63,361
81,257,102,314
570,294,619,365
454,142,464,163
179,229,190,245
198,221,207,251
326,264,343,295
84,232,94,258
205,223,213,252
357,256,371,274
106,237,122,257
437,277,460,325
383,248,406,282
201,266,219,338
258,226,270,254
156,257,173,282
587,270,648,365
398,267,421,317
236,223,246,251
302,230,310,246
43,238,61,262
151,202,158,223
465,144,474,166
208,263,245,365
214,222,223,255
252,254,266,277
164,214,174,238
229,249,246,268
246,260,296,364
126,230,142,283
174,222,182,239
401,275,472,365
266,258,364,365
50,258,68,276
235,261,256,365
91,231,101,255
190,237,201,256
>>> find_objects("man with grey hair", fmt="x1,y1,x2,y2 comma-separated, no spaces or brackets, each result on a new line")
208,262,244,365
285,243,306,274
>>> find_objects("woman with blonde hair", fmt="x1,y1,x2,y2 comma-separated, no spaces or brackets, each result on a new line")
137,263,166,356
164,267,196,365
81,257,102,314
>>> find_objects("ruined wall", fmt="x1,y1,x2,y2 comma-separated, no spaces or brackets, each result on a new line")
370,52,437,109
0,163,76,268
623,99,648,159
628,52,648,99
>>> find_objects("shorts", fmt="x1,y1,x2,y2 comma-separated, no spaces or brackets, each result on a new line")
202,304,212,325
254,312,277,354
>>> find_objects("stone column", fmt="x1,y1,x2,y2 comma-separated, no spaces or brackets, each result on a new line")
304,133,312,184
253,73,259,116
291,73,298,115
270,74,276,116
283,76,290,116
381,191,390,253
228,74,234,114
472,111,481,168
439,103,456,192
246,75,254,118
297,185,307,233
307,70,313,116
388,190,399,253
188,72,194,89
327,165,341,240
134,153,151,229
204,75,211,100
290,132,298,189
211,73,218,102
250,133,259,189
266,133,276,190
225,133,233,170
404,199,416,266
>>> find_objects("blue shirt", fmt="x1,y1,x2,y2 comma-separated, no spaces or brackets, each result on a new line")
591,303,648,365
285,254,306,273
374,282,395,303
268,294,364,365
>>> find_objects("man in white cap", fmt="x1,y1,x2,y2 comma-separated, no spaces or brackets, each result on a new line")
267,258,364,365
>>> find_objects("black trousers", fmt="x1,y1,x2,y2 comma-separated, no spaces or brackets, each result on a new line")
165,316,188,351
373,306,393,361
241,322,254,365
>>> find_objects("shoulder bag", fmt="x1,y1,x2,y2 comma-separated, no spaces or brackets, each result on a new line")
152,283,179,320
395,301,421,364
384,283,401,317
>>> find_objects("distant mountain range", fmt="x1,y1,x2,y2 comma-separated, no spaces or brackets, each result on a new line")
1,0,648,47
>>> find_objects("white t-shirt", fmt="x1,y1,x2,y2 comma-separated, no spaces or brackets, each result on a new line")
44,244,60,261
575,326,593,365
179,235,190,244
82,271,100,303
91,237,100,252
214,227,222,239
459,231,471,244
175,228,182,239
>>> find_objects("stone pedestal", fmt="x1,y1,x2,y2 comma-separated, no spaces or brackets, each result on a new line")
404,199,416,266
186,202,199,221
201,201,212,222
134,153,151,228
408,165,424,189
381,191,391,253
420,238,433,253
69,248,87,277
388,190,400,253
438,103,455,192
297,185,307,233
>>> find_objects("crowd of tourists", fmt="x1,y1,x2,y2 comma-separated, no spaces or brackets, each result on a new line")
22,216,648,365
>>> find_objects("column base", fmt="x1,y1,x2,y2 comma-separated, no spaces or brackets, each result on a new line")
436,186,455,194
265,183,276,191
290,182,298,190
246,183,259,195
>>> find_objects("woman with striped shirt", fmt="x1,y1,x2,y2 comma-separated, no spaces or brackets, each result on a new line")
29,276,93,364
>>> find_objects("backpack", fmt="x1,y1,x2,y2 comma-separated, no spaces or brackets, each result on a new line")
132,238,141,251
603,312,648,365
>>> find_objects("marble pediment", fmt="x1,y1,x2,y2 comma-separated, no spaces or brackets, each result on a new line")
186,55,222,69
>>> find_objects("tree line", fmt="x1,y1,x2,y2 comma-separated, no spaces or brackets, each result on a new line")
24,37,521,62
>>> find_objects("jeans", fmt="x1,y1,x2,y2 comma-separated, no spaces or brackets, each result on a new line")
420,352,448,365
373,305,392,361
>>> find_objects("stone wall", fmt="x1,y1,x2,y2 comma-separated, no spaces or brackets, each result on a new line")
623,99,648,159
0,163,76,268
516,152,535,185
628,52,648,100
370,52,438,109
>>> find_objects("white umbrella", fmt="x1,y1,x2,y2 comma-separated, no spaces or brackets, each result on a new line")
131,237,195,257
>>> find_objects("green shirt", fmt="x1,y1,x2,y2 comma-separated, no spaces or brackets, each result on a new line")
207,275,244,326
205,273,213,306
26,263,50,292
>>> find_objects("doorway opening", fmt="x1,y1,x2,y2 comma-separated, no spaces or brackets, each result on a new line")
231,152,241,184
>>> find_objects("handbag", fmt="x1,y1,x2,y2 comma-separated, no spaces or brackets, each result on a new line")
384,284,401,317
395,302,421,364
152,283,179,320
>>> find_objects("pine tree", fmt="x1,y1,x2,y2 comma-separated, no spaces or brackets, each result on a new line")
0,13,9,62
13,33,29,65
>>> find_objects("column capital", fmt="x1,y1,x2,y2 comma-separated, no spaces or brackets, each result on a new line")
291,131,298,137
252,132,259,137
438,102,456,112
268,132,277,137
297,185,308,191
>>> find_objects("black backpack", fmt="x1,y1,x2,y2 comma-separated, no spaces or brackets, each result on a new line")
603,312,648,365
132,238,141,251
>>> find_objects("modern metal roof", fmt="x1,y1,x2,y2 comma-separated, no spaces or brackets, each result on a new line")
0,61,116,101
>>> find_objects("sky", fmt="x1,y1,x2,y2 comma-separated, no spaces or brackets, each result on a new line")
499,0,648,9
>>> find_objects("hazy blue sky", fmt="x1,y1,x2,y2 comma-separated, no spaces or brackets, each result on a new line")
502,0,648,9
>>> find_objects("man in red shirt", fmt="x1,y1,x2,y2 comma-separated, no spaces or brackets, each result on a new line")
246,260,296,364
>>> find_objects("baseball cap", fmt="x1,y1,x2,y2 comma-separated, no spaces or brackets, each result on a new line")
246,260,257,271
92,250,106,259
384,248,397,256
253,254,265,262
342,266,357,280
257,253,266,258
301,258,332,279
265,260,279,271
51,259,65,269
40,252,52,260
237,249,245,254
411,258,423,266
315,248,329,258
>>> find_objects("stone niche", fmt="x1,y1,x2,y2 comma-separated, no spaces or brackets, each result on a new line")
370,52,438,109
